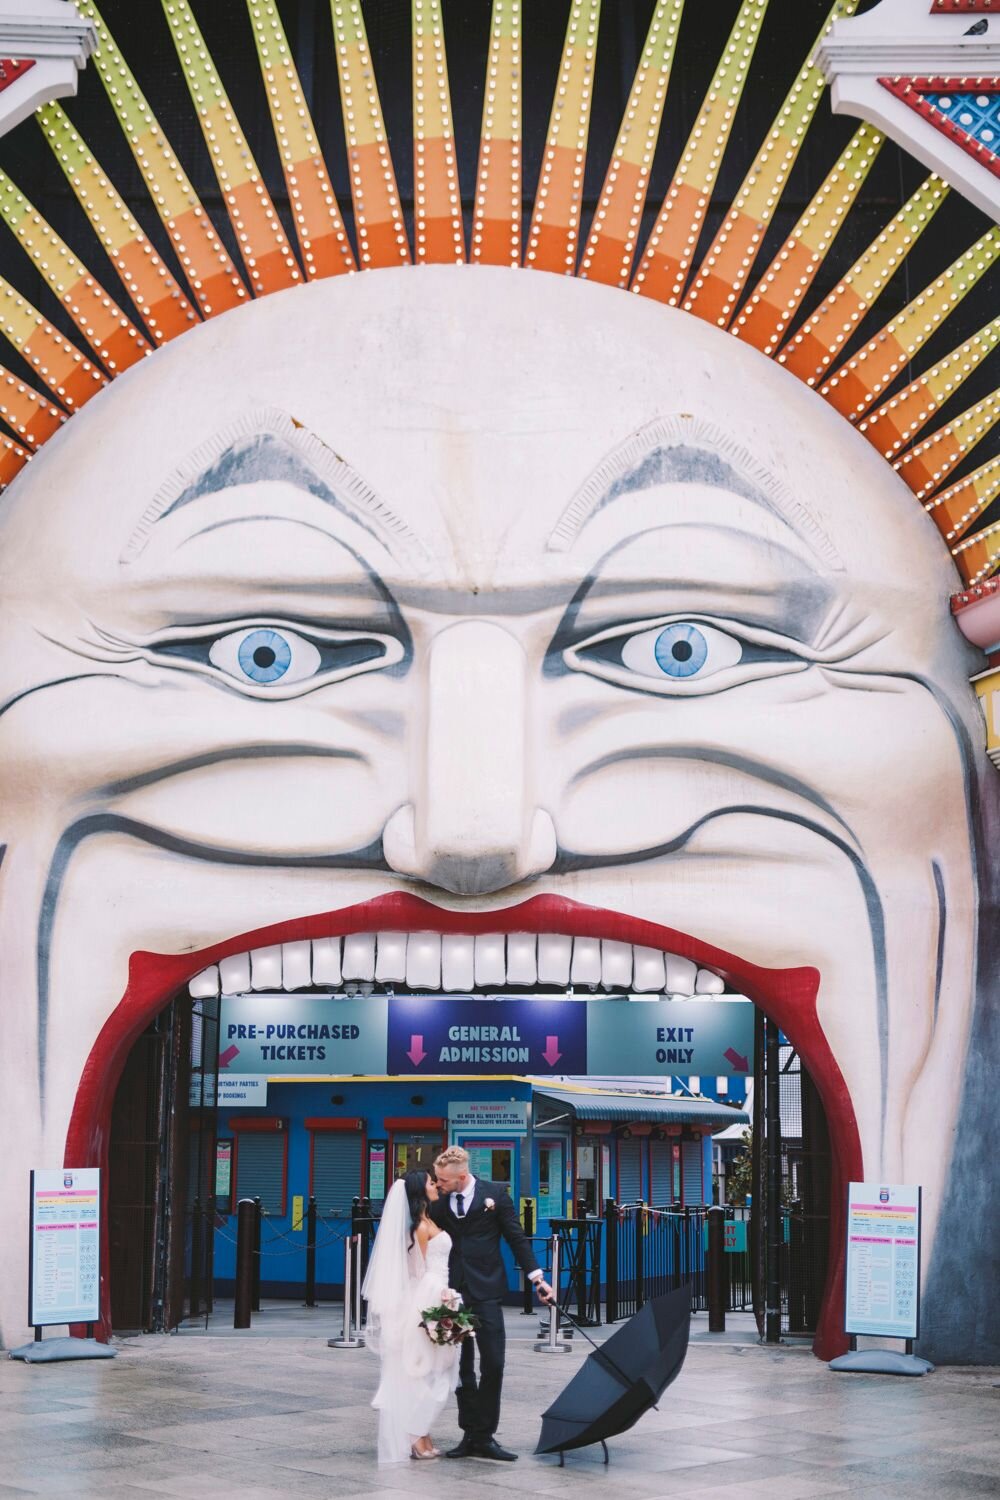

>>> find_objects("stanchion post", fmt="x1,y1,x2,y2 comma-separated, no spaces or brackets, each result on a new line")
304,1195,317,1308
521,1198,535,1314
190,1197,202,1318
605,1199,618,1323
251,1197,262,1312
635,1201,646,1310
329,1232,365,1349
234,1198,255,1329
765,1017,782,1343
534,1234,571,1353
707,1205,726,1333
353,1231,364,1336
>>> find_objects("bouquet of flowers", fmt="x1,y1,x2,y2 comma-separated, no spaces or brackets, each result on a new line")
420,1287,479,1346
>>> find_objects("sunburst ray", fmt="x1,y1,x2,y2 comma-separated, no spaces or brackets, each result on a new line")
162,0,301,295
0,431,29,487
329,0,410,269
472,0,522,267
526,0,600,276
859,316,1000,460
778,175,948,386
926,456,1000,543
412,0,464,265
632,0,770,305
952,520,1000,585
733,124,883,355
821,227,1000,420
0,365,65,448
894,387,1000,500
578,0,684,289
684,0,859,328
0,275,106,410
37,102,198,345
246,0,355,279
75,0,247,319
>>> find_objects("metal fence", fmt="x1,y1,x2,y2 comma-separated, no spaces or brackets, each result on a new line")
603,1201,754,1322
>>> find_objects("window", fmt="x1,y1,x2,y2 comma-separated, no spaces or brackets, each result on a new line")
234,1125,287,1215
649,1139,673,1206
617,1138,642,1202
681,1137,705,1206
311,1131,363,1214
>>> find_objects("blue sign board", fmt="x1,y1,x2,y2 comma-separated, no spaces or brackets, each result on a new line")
387,996,587,1074
219,994,388,1075
586,999,754,1077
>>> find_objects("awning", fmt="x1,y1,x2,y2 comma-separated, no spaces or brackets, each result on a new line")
533,1087,749,1130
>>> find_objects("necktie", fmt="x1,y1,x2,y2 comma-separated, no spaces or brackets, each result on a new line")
455,1192,466,1218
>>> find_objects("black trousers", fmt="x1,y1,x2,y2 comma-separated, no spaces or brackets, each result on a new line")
456,1297,505,1440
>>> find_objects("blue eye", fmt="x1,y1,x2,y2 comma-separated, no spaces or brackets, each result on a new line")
651,623,708,678
236,629,293,683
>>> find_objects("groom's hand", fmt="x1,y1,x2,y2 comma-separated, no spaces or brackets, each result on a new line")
535,1279,555,1304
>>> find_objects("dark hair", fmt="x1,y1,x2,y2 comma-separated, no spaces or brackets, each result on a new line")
404,1170,431,1248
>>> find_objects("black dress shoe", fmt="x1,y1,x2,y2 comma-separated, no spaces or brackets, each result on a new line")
472,1439,518,1461
445,1435,477,1458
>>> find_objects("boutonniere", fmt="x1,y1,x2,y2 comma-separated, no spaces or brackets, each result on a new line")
484,1198,496,1211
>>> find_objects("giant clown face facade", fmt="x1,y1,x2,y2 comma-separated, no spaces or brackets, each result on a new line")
0,264,993,1356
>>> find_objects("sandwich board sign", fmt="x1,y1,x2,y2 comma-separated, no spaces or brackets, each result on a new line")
29,1168,100,1328
844,1182,920,1339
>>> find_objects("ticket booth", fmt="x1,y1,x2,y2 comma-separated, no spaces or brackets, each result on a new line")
385,1117,447,1182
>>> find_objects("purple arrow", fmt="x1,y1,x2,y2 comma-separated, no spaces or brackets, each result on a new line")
219,1044,240,1068
724,1046,749,1072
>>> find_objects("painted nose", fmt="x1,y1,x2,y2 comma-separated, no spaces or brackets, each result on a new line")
382,620,556,895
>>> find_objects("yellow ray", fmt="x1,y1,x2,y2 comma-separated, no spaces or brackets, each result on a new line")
579,0,685,288
472,0,522,266
859,315,1000,460
75,0,247,318
162,0,301,296
895,386,1000,501
684,0,859,328
246,0,355,279
926,457,1000,544
413,0,464,264
526,0,601,276
633,0,770,305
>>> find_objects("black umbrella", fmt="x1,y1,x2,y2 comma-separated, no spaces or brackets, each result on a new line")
535,1284,692,1464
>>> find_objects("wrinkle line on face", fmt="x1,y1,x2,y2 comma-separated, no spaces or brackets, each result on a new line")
97,743,369,798
36,814,390,1108
552,802,889,1133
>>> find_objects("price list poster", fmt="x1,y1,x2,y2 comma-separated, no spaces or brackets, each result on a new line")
845,1183,921,1340
29,1168,100,1327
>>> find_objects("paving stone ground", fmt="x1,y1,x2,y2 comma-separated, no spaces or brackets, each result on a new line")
2,1311,998,1500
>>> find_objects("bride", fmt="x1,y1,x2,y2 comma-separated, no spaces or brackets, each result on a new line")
361,1171,461,1463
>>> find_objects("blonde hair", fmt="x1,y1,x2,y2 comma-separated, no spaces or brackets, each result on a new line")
434,1145,469,1172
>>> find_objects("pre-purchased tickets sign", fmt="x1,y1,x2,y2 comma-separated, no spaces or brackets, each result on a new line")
845,1182,921,1339
29,1168,100,1327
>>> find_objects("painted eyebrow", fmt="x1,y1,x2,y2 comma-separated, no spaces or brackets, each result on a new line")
120,406,425,566
548,413,843,571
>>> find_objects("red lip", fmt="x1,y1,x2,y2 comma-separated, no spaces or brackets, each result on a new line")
66,890,859,1358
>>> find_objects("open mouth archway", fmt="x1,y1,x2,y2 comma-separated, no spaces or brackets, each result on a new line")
70,892,860,1359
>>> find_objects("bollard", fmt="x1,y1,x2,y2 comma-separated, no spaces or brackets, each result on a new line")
534,1234,571,1353
252,1197,262,1313
707,1206,726,1333
190,1197,202,1318
329,1233,365,1349
521,1199,535,1314
304,1196,317,1309
234,1198,256,1329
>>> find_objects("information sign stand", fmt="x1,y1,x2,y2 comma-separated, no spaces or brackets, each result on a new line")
8,1168,117,1363
829,1182,933,1377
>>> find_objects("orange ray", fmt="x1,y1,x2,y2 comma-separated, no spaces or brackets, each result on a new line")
0,365,65,447
413,0,464,264
472,0,522,266
859,316,1000,460
926,457,1000,544
894,388,1000,500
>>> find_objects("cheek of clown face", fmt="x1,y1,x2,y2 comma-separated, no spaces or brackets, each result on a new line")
0,266,982,1353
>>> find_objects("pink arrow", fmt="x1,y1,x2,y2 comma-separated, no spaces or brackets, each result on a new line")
218,1044,240,1068
542,1036,562,1067
724,1046,749,1072
407,1035,427,1067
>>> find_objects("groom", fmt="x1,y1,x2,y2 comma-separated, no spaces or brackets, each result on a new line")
431,1145,554,1461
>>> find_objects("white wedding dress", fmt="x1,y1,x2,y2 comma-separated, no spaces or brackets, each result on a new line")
362,1185,461,1465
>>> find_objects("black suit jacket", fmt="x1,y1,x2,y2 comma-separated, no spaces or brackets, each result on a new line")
430,1180,539,1303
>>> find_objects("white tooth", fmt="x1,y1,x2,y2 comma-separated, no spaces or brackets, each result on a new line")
695,968,725,994
188,965,219,999
570,937,602,986
632,946,666,992
442,934,475,990
474,934,506,987
250,945,282,990
342,933,376,981
311,937,342,986
506,934,537,985
601,940,633,991
537,935,571,985
664,954,698,995
281,941,312,991
407,933,442,989
375,932,408,983
219,952,251,995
